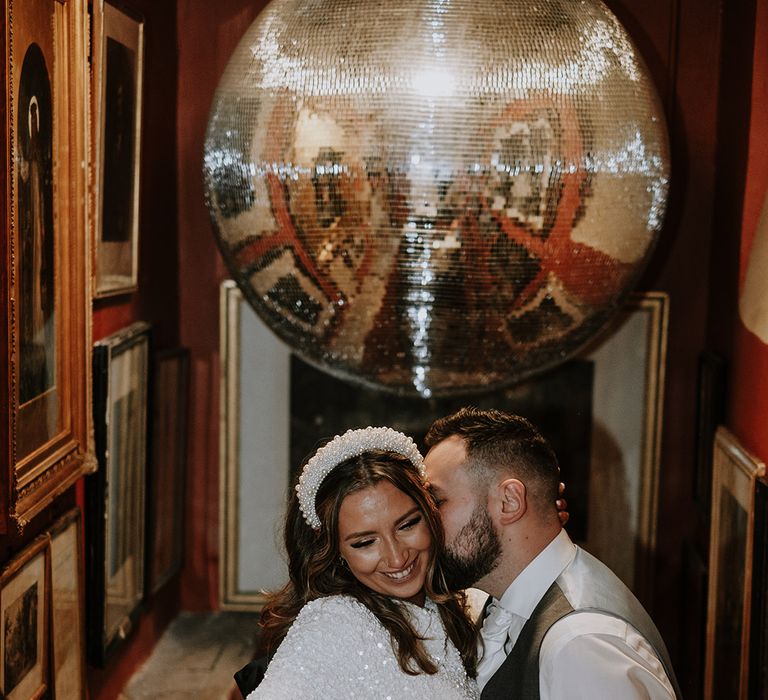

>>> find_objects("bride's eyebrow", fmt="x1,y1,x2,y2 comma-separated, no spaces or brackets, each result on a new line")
343,506,421,541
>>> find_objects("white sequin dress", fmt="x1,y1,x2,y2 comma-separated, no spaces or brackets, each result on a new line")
247,595,479,699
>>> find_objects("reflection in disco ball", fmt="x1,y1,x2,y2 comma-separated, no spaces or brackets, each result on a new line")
204,0,669,397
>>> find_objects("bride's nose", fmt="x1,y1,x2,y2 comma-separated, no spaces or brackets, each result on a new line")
383,538,407,569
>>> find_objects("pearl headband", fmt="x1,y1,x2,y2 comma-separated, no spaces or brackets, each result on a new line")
296,427,427,530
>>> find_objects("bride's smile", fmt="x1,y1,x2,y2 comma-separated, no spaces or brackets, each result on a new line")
382,557,418,580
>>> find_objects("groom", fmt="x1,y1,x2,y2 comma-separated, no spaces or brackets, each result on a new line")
424,407,681,699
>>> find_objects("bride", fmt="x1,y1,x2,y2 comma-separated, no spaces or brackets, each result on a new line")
246,426,480,698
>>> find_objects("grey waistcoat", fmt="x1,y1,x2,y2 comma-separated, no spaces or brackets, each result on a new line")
480,547,682,700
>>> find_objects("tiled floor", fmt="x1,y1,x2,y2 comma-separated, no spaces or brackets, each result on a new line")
119,611,260,700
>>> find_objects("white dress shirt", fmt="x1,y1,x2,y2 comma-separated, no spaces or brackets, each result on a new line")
477,530,675,699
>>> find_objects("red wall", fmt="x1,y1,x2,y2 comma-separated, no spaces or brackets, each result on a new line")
731,0,768,460
176,0,270,612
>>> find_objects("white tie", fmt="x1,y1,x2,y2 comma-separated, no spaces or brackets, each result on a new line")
476,602,516,690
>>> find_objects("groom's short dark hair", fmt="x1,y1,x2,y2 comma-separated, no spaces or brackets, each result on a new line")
425,407,560,514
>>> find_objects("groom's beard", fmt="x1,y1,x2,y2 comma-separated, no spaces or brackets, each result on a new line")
442,502,502,590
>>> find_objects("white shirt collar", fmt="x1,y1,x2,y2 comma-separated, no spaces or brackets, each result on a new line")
496,529,576,621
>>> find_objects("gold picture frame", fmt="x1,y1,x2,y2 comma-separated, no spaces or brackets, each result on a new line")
704,426,766,699
0,535,51,700
48,507,85,699
219,281,290,609
92,0,144,297
4,0,93,530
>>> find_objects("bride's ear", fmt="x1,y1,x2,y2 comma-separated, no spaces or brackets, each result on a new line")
498,478,526,525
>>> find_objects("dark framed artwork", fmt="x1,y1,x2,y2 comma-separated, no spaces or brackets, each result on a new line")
694,351,727,512
48,508,85,699
92,0,144,297
4,0,93,530
749,477,768,700
220,286,667,608
0,535,50,700
147,348,189,594
86,322,150,666
704,426,765,700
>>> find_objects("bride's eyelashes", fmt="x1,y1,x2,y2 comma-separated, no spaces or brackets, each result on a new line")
348,515,423,549
400,515,422,530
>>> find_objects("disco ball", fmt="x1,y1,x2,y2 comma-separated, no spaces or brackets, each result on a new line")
203,0,669,397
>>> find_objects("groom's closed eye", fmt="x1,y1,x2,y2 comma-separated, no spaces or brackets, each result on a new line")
428,486,446,507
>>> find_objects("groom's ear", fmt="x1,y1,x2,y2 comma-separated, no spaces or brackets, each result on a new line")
498,478,527,525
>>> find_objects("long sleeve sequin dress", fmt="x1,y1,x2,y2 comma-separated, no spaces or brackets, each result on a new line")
247,595,478,699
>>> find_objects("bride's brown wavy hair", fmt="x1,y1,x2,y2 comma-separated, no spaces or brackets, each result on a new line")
259,449,478,677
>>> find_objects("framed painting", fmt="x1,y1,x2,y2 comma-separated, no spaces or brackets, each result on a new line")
704,426,766,700
219,281,291,609
219,286,667,608
0,535,50,700
580,292,668,603
48,508,85,699
92,0,144,297
4,0,93,531
147,348,189,594
86,322,150,666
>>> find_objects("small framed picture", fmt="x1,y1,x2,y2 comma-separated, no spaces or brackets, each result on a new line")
0,535,50,700
48,508,85,699
86,322,150,666
147,348,190,593
704,426,766,699
92,0,144,297
4,0,93,530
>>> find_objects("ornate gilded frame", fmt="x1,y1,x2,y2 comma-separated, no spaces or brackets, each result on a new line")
4,0,93,531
